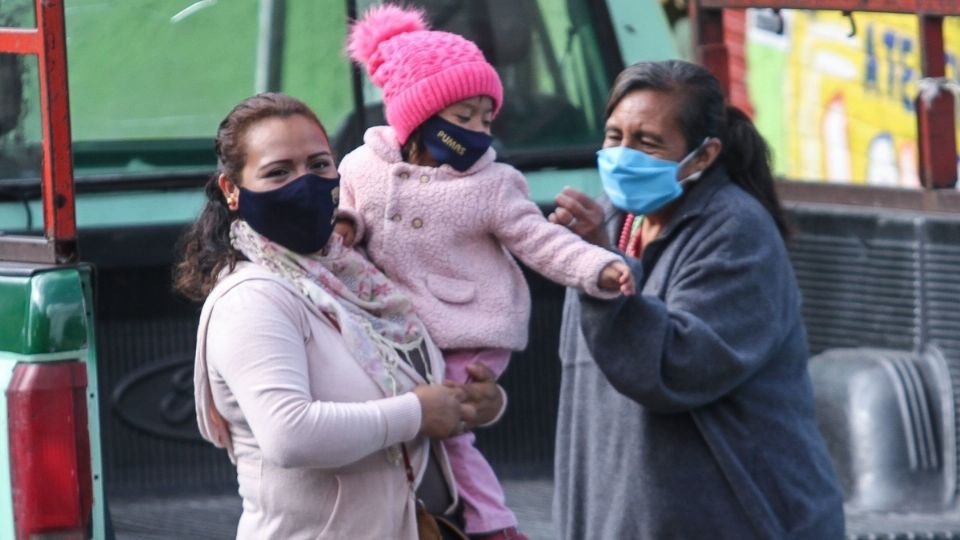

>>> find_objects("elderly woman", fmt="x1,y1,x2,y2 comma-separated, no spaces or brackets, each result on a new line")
176,93,503,539
549,60,845,538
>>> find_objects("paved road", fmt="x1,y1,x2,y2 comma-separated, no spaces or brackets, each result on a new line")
112,477,556,539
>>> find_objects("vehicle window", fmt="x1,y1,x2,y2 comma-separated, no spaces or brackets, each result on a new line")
744,9,960,188
353,0,618,161
1,1,40,185
0,0,34,27
1,0,353,182
0,49,40,177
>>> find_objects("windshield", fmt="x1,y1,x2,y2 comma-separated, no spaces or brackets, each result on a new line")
0,1,39,186
1,0,354,182
0,0,618,184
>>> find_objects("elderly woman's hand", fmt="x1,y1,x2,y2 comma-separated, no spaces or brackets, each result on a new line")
548,187,610,247
448,363,505,431
413,384,465,439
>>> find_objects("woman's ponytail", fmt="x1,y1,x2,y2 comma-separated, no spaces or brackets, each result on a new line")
721,106,791,238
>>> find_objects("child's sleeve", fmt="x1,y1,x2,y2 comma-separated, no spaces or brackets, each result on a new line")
336,156,367,244
491,169,623,299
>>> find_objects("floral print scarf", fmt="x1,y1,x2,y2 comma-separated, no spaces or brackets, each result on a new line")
230,219,428,395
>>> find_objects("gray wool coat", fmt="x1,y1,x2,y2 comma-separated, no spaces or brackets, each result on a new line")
553,167,845,539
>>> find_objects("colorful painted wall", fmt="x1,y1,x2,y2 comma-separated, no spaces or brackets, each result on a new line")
745,10,960,187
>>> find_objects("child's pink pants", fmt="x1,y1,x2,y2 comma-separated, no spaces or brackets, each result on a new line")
442,348,517,535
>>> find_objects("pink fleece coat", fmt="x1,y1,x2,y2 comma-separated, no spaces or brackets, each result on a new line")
338,126,621,351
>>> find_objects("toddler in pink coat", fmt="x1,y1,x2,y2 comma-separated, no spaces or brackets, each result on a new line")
337,5,633,538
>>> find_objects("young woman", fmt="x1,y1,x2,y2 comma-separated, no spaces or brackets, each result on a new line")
177,93,504,539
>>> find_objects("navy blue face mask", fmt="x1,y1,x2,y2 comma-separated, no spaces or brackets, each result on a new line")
237,173,340,254
420,115,493,172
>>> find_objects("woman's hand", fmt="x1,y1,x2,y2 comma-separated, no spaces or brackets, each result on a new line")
599,260,635,296
334,218,356,247
548,187,609,247
413,384,464,439
448,363,505,431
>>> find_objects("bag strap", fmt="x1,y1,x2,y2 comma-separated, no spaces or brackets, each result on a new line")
401,444,416,487
402,444,470,540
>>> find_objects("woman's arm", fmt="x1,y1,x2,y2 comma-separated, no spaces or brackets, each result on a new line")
492,170,624,298
579,210,792,413
207,281,422,469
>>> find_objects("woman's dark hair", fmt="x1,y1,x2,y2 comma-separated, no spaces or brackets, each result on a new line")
605,60,790,238
174,93,329,302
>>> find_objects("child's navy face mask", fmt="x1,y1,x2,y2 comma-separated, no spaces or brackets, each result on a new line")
237,173,340,254
420,116,493,172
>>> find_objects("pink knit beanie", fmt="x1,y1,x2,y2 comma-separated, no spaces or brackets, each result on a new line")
347,4,503,145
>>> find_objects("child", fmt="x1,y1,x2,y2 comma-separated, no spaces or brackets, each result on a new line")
338,5,633,539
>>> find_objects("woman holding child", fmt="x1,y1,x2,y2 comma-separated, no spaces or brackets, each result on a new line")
182,4,628,539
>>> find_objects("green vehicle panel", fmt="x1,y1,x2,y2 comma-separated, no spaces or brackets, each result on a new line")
0,265,106,539
0,266,89,356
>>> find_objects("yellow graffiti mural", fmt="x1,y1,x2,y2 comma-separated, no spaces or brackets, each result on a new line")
746,10,960,187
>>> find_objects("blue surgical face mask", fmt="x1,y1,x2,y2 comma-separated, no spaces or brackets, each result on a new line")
238,173,340,254
420,115,493,172
597,139,709,214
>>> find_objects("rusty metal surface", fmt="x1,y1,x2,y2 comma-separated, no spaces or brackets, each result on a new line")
777,181,960,213
0,235,57,264
34,0,77,250
690,4,731,98
917,16,958,189
698,0,960,15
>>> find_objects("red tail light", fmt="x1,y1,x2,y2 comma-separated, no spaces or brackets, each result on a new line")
7,362,92,540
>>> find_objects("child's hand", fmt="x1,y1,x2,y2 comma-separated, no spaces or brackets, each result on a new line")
334,218,356,247
599,261,635,296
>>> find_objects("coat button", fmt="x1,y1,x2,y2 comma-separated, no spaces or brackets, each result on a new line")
412,218,423,229
419,175,430,184
392,213,402,222
399,172,410,180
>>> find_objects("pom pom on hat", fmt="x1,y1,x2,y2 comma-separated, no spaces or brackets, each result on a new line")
344,3,503,145
346,4,428,65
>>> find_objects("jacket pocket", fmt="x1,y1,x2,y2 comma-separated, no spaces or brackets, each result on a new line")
740,446,789,538
425,274,476,304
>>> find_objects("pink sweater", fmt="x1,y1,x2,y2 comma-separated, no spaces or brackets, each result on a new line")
338,126,621,350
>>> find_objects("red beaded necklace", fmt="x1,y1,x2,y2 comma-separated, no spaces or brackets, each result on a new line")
618,213,644,257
